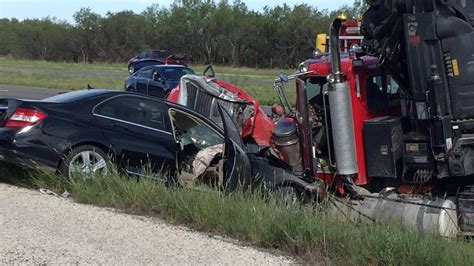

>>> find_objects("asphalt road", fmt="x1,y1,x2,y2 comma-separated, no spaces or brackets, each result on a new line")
0,85,67,100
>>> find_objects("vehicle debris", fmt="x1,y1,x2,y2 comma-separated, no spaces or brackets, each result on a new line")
39,188,70,198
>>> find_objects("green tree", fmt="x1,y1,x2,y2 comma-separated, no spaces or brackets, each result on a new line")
100,11,147,61
73,8,103,62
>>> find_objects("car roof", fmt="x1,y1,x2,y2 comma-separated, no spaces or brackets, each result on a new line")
154,64,188,69
41,89,227,137
44,89,217,125
138,64,190,72
42,89,116,103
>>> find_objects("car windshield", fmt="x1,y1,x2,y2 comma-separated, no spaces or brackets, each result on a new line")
161,67,195,81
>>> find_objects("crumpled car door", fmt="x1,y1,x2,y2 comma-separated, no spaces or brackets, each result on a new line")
217,104,251,191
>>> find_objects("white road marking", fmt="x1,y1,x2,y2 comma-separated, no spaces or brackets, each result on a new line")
0,90,8,92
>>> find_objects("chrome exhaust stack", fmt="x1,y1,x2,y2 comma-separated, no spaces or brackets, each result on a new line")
327,19,359,176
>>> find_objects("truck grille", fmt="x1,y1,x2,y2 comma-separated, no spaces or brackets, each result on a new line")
182,80,253,132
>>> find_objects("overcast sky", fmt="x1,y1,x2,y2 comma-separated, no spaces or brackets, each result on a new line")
0,0,353,22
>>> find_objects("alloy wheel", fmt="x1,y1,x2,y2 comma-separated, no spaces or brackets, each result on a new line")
68,150,108,179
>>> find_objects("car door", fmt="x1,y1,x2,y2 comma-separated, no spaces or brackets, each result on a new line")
167,104,250,191
135,68,153,94
147,69,167,98
217,105,251,191
92,95,177,179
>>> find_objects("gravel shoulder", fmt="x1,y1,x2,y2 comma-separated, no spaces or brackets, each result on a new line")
0,183,294,264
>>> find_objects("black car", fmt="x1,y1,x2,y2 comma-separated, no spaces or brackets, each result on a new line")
0,90,300,192
125,65,195,98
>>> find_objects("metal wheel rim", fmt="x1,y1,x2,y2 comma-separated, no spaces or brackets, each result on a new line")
68,150,108,179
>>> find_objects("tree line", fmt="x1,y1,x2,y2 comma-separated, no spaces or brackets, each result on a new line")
0,0,366,68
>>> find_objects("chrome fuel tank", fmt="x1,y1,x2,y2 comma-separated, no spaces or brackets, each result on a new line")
332,192,459,237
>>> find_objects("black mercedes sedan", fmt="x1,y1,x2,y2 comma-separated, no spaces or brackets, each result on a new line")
124,65,195,98
0,89,255,190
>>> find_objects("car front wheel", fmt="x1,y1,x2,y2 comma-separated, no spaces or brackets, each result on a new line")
59,145,112,180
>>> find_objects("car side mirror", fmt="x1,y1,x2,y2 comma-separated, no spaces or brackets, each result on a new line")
279,72,288,82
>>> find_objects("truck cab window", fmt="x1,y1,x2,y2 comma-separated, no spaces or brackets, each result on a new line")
306,78,322,100
367,74,400,112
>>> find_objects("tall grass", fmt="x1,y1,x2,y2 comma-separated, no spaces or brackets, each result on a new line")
3,167,470,265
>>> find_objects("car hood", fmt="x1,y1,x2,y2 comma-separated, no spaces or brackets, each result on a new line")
177,75,252,131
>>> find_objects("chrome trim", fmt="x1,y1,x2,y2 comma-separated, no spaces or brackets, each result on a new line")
325,35,363,40
93,114,172,135
92,94,172,135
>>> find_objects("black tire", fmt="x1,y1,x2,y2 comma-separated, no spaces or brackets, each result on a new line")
59,145,112,180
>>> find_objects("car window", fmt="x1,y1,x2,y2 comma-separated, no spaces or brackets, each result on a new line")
94,96,167,131
387,76,400,95
169,108,223,150
152,70,162,80
161,67,195,81
305,78,322,100
94,97,123,118
137,68,153,79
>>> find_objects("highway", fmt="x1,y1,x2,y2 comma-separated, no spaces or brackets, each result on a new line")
0,85,68,99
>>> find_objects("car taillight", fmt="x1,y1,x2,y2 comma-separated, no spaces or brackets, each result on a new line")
4,108,47,128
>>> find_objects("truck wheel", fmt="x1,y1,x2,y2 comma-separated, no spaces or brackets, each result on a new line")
59,145,112,180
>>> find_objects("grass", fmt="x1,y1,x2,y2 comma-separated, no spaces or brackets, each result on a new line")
0,57,295,105
2,163,473,265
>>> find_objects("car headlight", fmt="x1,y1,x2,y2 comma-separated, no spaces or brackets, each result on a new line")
298,62,309,73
